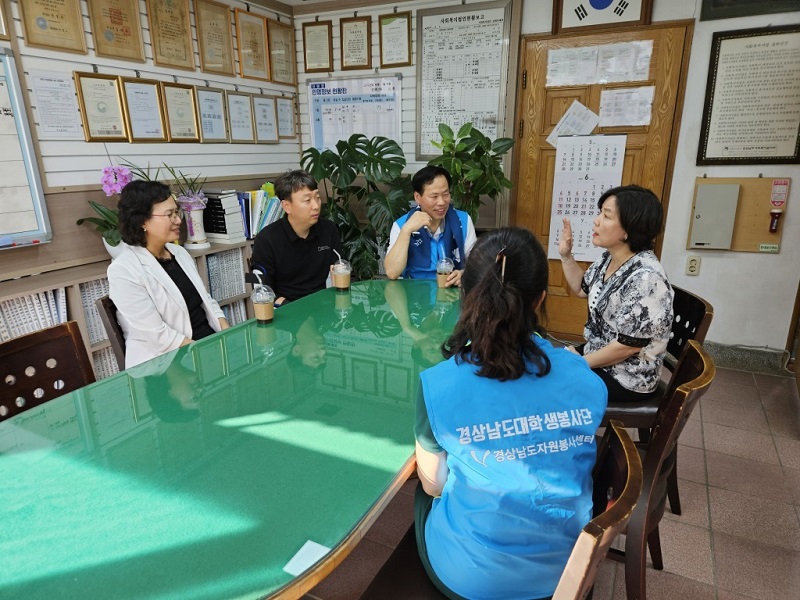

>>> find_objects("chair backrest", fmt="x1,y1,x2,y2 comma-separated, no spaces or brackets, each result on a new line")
665,286,713,369
96,296,126,371
552,421,643,600
0,321,95,421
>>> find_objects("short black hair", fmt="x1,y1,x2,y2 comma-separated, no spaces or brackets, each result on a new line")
598,185,663,253
275,170,318,202
412,166,452,195
118,180,173,247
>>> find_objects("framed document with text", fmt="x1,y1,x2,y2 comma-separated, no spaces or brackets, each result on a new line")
147,0,195,70
268,19,297,86
226,91,255,143
196,0,235,76
340,16,372,71
698,25,800,165
303,21,333,73
235,9,270,81
196,86,229,143
276,96,296,138
88,0,144,62
0,1,9,41
161,82,199,142
120,78,167,142
553,0,652,34
74,72,128,142
379,11,412,68
253,95,279,143
20,0,87,54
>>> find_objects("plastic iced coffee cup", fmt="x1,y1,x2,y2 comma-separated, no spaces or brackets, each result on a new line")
436,257,455,288
251,284,275,324
332,259,352,291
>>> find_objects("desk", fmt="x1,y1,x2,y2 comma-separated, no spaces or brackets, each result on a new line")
0,280,460,600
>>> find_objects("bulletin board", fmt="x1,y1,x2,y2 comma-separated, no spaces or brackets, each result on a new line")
415,0,512,159
0,49,51,249
687,177,791,253
307,75,402,151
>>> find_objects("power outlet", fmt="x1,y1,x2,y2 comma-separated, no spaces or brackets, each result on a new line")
686,255,701,276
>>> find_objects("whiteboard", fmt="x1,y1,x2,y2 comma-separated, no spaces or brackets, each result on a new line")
416,0,512,159
0,49,51,249
307,75,402,151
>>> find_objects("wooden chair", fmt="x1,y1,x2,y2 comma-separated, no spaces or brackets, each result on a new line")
602,285,713,514
96,296,126,371
360,423,643,600
607,340,715,600
0,321,95,422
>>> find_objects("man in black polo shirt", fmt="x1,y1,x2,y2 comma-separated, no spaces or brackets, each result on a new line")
251,170,341,305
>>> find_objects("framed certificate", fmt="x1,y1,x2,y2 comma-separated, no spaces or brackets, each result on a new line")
0,0,11,41
147,0,195,70
379,11,412,68
120,78,167,142
340,16,372,71
553,0,652,34
268,19,297,86
196,86,229,143
74,72,129,142
276,96,296,139
196,0,235,76
160,82,199,142
88,0,144,62
20,0,87,54
226,91,255,143
235,9,270,81
303,21,333,73
701,0,799,21
253,95,279,144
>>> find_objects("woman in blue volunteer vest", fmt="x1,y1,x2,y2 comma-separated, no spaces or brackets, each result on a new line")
384,166,477,285
414,227,607,600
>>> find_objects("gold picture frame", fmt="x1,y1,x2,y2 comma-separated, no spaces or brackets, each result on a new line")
303,21,333,73
196,86,230,143
0,1,11,41
120,77,167,142
196,0,235,76
160,82,200,142
74,72,129,142
379,11,412,68
88,0,145,62
147,0,195,70
252,94,279,144
235,9,270,81
267,19,297,86
226,91,256,143
340,16,372,71
20,0,87,54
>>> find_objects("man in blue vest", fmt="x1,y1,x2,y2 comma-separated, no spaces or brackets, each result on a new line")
384,166,477,286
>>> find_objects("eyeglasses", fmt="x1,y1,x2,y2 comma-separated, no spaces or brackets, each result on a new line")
150,209,183,223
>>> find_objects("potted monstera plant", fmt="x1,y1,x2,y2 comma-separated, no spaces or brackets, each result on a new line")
301,134,412,280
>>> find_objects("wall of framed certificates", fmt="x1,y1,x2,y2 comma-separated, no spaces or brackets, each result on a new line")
1,0,299,191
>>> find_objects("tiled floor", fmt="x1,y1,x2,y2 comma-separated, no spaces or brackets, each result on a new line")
305,368,800,600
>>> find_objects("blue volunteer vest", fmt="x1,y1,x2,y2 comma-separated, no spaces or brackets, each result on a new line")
419,337,607,600
395,206,468,279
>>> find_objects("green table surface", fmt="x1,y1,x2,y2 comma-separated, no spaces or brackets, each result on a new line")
0,280,460,600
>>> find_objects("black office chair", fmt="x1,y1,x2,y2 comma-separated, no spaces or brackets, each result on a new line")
96,296,126,371
0,321,95,421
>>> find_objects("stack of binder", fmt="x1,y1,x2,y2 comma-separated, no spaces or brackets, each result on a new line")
206,248,246,301
0,287,67,341
204,189,246,244
79,277,111,345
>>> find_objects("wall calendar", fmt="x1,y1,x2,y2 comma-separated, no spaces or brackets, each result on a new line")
548,135,627,262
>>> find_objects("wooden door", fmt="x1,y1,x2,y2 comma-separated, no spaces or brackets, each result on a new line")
512,22,693,338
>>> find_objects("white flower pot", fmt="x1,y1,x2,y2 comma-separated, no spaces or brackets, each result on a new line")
184,208,211,250
103,238,127,260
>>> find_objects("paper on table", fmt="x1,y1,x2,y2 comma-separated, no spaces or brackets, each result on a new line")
546,101,599,148
599,86,655,127
283,540,331,576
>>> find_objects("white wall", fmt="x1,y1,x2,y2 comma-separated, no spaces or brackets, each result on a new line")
520,1,800,350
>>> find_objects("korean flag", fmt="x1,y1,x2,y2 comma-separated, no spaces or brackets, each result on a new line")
561,0,642,30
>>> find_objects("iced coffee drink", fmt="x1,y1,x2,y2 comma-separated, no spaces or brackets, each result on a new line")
436,257,455,288
332,259,352,291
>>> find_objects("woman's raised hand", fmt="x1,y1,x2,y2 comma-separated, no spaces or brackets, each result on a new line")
559,218,574,259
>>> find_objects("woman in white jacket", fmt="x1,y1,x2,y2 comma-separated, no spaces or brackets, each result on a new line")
108,180,228,368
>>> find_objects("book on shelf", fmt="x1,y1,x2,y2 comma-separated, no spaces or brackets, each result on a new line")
0,286,68,341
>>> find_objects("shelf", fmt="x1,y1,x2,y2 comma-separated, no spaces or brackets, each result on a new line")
91,339,111,352
0,260,110,300
186,240,253,259
218,293,250,306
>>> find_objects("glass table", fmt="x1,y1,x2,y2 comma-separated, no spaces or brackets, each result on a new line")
0,280,460,599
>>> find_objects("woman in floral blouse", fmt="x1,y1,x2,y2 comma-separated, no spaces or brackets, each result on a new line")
559,185,673,402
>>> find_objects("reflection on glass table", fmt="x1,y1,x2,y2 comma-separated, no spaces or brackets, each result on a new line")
0,280,458,600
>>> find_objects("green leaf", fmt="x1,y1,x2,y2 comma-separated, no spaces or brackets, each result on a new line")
88,201,119,225
76,216,112,231
456,122,473,139
300,147,330,183
366,187,410,238
438,123,454,141
465,168,484,182
358,136,406,184
491,137,515,155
